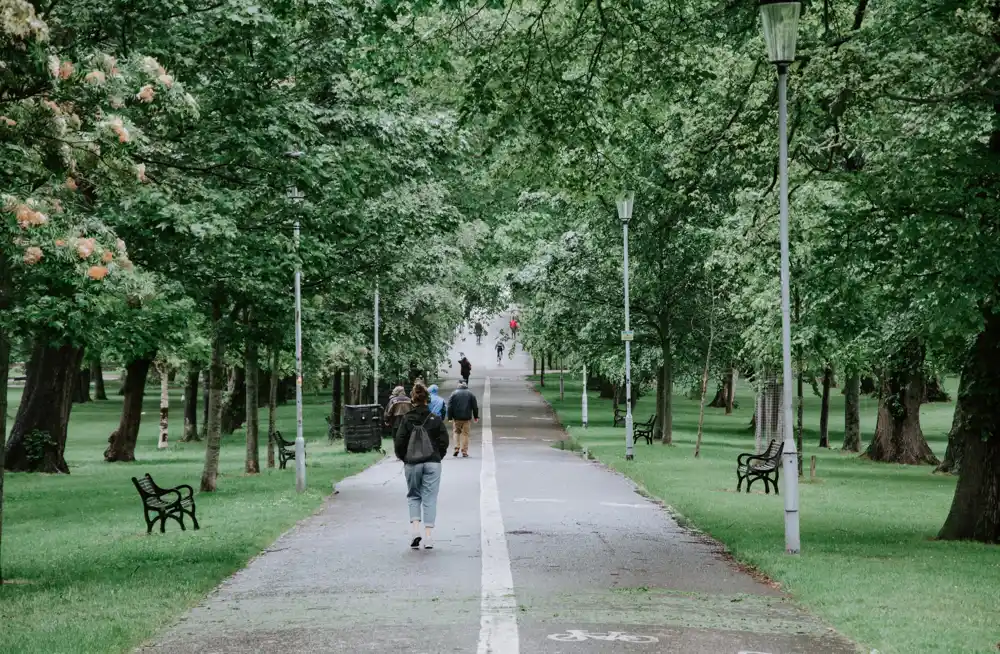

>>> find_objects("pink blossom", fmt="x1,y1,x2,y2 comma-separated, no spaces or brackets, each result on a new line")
23,247,43,265
43,99,60,113
136,163,147,182
87,265,109,281
157,73,174,88
76,237,96,259
47,55,60,78
136,85,155,103
15,204,47,228
102,251,113,263
0,116,15,127
65,177,78,191
115,238,127,253
107,117,130,143
85,70,106,84
58,61,74,80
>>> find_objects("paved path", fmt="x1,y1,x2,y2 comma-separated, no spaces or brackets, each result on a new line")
141,317,858,654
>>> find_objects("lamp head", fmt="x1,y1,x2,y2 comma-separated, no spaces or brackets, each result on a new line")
759,0,801,65
616,191,634,224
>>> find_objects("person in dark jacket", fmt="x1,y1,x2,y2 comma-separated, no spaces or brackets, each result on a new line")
458,353,472,384
447,380,480,457
394,383,449,549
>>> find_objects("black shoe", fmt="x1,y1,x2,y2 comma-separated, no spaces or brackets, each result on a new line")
410,536,422,549
453,450,459,457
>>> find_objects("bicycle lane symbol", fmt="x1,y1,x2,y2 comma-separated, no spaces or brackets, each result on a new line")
547,630,658,643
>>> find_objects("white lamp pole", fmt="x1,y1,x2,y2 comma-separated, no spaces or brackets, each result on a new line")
582,363,589,429
617,192,635,461
373,283,379,405
760,0,801,554
288,184,306,494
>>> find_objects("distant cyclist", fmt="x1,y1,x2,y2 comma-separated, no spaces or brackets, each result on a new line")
495,341,505,364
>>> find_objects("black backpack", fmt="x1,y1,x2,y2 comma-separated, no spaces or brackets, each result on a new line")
405,415,436,464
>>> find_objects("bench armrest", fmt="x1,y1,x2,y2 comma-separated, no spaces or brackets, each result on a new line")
175,484,195,500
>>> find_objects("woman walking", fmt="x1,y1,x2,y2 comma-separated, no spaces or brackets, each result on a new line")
384,385,411,435
394,383,449,549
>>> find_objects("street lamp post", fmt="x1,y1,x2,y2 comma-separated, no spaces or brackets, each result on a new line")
373,283,379,405
582,363,589,429
617,192,635,461
760,0,801,554
288,185,307,494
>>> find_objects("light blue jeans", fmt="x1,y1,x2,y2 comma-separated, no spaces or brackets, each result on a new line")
404,462,441,527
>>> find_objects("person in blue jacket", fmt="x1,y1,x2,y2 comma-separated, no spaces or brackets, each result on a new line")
427,384,447,420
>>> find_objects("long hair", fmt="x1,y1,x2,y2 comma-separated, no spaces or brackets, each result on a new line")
410,382,429,406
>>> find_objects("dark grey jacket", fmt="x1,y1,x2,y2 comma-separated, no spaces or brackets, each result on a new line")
447,388,480,421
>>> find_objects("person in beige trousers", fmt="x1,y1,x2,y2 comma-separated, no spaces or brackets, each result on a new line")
447,380,480,457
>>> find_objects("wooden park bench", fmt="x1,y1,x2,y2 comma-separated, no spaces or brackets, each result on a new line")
271,430,298,470
736,439,784,494
635,415,657,444
131,473,199,534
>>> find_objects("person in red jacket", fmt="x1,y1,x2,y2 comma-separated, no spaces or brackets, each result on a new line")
509,317,519,339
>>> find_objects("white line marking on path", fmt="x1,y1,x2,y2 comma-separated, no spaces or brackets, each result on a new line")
495,414,517,418
530,416,551,421
600,502,654,509
513,498,567,503
499,436,526,440
478,377,520,654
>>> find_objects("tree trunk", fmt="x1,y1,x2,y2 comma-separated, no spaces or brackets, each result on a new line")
200,368,210,437
220,366,246,435
0,328,10,583
157,361,169,449
843,370,861,452
200,301,227,492
540,355,545,387
819,364,833,448
865,340,939,465
182,368,200,442
725,368,736,414
708,375,728,408
74,367,91,404
331,367,342,440
533,357,537,376
660,342,673,446
5,343,82,473
654,365,665,440
938,306,1000,543
91,359,107,400
923,376,951,403
267,348,278,469
936,371,970,474
796,347,804,476
104,355,154,462
559,361,565,401
343,369,351,407
245,341,260,474
694,325,714,458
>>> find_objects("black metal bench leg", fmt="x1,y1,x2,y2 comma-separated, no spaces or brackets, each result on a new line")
189,508,200,530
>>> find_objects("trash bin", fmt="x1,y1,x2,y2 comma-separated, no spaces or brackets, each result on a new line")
344,404,383,453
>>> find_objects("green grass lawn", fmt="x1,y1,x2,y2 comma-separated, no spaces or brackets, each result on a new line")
537,376,1000,654
0,385,382,654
